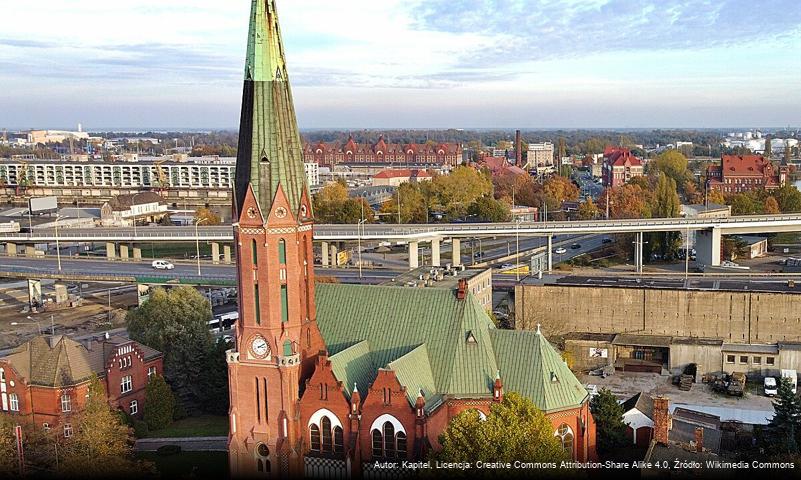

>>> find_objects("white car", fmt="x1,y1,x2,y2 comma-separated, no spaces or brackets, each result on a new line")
151,260,175,270
500,263,515,269
554,247,567,255
764,376,778,396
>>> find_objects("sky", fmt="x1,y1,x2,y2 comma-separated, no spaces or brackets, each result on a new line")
1,0,800,130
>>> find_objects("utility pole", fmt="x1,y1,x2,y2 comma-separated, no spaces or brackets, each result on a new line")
397,189,401,224
605,189,610,220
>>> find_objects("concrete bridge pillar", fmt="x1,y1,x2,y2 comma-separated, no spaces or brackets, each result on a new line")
452,238,461,267
634,232,645,274
696,228,722,267
223,245,232,265
329,243,339,268
132,246,142,261
25,246,36,258
211,242,220,265
321,241,329,268
6,243,17,257
106,242,116,260
119,244,129,262
409,241,419,270
547,235,553,273
431,238,441,267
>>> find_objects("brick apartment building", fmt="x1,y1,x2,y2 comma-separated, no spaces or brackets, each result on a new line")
304,135,461,168
226,2,596,477
602,147,644,188
0,335,162,436
706,155,788,194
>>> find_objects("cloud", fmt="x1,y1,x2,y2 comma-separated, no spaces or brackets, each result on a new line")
414,0,801,63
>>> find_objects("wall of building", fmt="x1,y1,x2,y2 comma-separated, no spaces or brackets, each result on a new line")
669,343,723,376
564,339,613,372
516,285,801,344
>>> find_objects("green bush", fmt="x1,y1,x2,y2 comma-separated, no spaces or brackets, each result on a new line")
133,419,149,438
144,375,177,431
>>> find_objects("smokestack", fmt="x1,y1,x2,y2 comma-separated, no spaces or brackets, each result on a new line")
515,130,522,167
457,279,467,300
653,396,671,446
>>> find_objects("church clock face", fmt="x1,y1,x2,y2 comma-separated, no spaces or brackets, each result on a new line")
275,207,287,219
249,335,270,359
246,207,258,219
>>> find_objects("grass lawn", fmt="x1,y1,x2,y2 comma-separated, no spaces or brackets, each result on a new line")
136,451,228,479
143,415,229,438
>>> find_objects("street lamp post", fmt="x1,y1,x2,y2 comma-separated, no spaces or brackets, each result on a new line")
54,215,67,272
516,219,522,282
194,218,208,276
357,219,366,279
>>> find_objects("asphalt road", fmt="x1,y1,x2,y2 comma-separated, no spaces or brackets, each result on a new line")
574,171,604,200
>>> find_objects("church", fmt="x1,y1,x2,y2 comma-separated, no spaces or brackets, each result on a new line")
226,1,597,478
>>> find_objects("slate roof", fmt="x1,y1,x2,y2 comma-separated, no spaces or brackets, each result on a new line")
315,284,588,414
1,335,162,387
622,392,654,420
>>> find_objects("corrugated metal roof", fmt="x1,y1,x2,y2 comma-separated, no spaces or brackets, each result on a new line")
722,343,779,354
613,334,673,347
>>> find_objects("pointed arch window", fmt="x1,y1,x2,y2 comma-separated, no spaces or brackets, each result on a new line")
555,424,575,458
280,285,289,323
278,239,286,264
321,416,333,453
370,415,407,459
333,426,344,454
251,239,258,265
309,424,321,452
283,340,292,357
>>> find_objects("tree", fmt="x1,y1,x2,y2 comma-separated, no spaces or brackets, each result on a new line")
577,199,600,220
493,173,543,208
765,196,781,214
144,375,176,431
543,176,579,211
437,392,568,464
707,188,726,205
598,185,651,219
730,193,764,215
379,182,427,223
649,175,682,258
467,197,511,222
650,150,689,186
775,185,801,213
61,376,140,477
434,166,492,212
0,415,18,475
313,182,374,224
770,377,801,454
194,207,221,226
126,286,219,412
590,388,628,454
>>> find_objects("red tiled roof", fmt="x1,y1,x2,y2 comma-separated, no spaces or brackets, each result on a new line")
604,147,642,167
720,155,772,176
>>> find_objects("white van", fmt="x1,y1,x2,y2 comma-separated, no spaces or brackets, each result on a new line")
151,260,175,270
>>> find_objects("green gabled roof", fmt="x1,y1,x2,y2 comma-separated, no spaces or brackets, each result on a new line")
235,0,308,216
328,340,376,398
315,284,498,403
315,284,588,414
489,329,589,413
387,344,440,411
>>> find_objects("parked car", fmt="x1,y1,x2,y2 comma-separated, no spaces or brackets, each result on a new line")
151,260,175,270
554,247,567,255
764,376,778,396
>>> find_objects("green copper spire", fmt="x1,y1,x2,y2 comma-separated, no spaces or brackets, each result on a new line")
235,0,308,218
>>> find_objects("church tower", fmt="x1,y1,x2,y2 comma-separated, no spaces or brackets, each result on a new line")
227,1,325,477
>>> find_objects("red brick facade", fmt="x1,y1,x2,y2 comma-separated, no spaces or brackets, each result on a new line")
304,136,462,168
706,155,788,194
602,147,644,188
0,336,163,436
